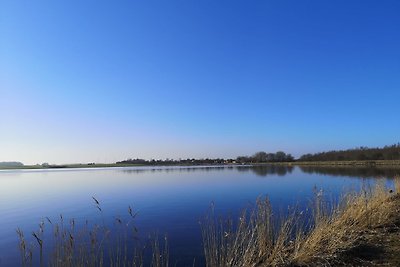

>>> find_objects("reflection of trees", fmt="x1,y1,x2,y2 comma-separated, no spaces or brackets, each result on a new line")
299,166,400,179
235,165,294,177
251,165,294,177
118,165,295,177
119,166,228,174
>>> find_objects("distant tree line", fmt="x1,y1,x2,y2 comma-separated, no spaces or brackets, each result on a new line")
116,158,235,166
299,144,400,161
116,144,400,166
0,161,24,167
236,151,294,163
116,151,294,166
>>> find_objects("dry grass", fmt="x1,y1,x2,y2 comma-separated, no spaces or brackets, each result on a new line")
201,199,301,267
17,178,400,266
16,197,168,267
202,177,400,266
395,177,400,194
293,180,396,265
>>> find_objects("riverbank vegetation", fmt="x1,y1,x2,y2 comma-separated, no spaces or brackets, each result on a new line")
17,178,400,266
300,144,400,162
115,144,400,165
3,143,400,170
202,177,400,266
116,151,295,166
16,198,169,267
0,161,24,168
116,158,234,166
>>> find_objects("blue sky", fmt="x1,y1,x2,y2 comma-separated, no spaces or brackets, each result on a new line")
1,1,400,164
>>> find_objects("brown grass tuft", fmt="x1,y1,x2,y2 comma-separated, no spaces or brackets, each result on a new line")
202,177,400,266
17,198,168,267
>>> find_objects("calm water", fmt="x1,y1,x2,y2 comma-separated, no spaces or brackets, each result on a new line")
0,165,398,266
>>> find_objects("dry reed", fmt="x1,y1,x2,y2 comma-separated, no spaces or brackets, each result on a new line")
202,177,400,266
16,197,168,267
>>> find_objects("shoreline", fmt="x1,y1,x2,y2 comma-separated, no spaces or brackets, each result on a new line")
283,160,400,166
2,160,400,170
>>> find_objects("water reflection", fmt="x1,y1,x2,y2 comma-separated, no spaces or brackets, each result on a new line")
118,164,400,179
119,166,230,174
118,165,295,177
299,165,400,178
1,164,398,266
237,165,294,177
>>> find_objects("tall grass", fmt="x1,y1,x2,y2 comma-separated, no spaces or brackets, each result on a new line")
201,198,301,266
17,178,400,266
202,177,400,266
16,197,168,267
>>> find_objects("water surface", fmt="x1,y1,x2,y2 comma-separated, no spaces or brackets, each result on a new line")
0,165,398,266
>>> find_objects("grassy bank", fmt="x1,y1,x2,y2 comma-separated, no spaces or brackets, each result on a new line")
202,178,400,266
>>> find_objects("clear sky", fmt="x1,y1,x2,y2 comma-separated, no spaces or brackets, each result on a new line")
1,0,400,164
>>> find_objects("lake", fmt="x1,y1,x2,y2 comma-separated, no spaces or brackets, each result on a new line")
0,165,398,266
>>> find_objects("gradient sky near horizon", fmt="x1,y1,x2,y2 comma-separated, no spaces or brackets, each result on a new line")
1,1,400,164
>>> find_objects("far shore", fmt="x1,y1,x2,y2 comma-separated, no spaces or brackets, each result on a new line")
281,159,400,166
2,159,400,170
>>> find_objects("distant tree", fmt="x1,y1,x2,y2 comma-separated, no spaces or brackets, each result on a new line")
266,153,276,162
0,161,24,167
357,153,367,161
275,151,287,162
236,156,251,164
285,153,294,162
372,153,384,160
252,151,268,163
